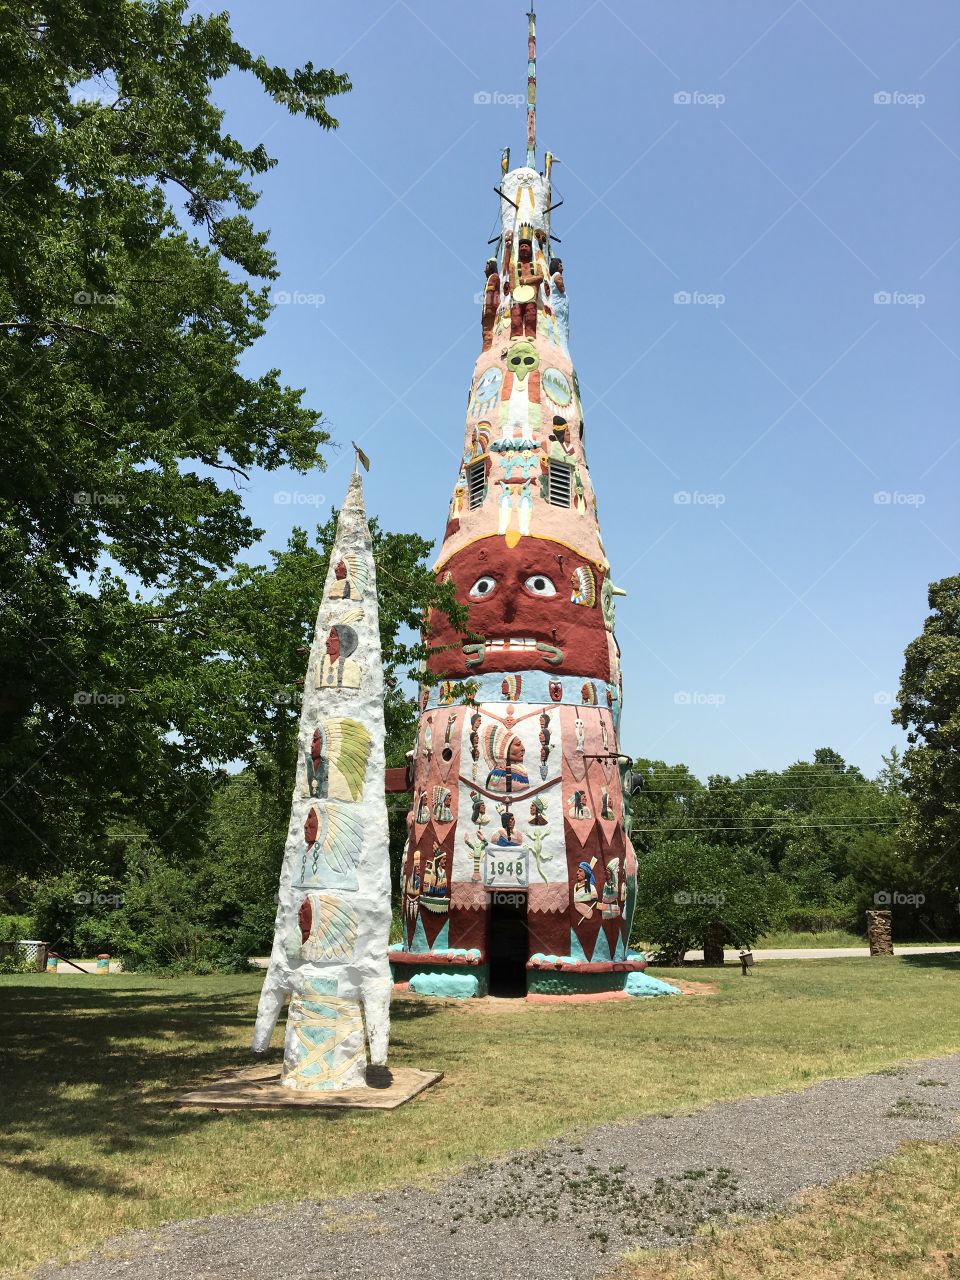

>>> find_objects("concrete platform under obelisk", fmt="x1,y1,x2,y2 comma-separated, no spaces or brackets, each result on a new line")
174,1064,442,1110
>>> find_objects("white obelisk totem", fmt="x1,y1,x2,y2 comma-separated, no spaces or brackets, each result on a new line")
252,466,392,1089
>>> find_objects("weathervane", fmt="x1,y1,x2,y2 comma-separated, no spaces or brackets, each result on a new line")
351,441,370,474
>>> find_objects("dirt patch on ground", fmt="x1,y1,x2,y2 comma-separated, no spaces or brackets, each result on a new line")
668,977,720,996
398,979,719,1011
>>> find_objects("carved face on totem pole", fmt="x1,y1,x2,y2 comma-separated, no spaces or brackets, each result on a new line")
427,536,610,680
505,340,539,381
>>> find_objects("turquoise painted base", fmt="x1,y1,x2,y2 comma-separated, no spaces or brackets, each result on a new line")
392,962,490,999
527,969,632,996
624,971,682,998
393,960,673,1000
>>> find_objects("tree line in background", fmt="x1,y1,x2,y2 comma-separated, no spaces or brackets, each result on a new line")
4,577,958,971
6,676,958,970
1,3,957,970
632,574,960,961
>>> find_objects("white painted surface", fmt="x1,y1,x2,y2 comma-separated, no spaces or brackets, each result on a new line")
252,473,392,1086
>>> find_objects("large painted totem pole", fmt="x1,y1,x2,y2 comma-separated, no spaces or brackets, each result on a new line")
253,467,393,1087
390,7,644,1000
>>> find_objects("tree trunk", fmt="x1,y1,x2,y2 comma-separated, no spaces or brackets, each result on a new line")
702,922,725,966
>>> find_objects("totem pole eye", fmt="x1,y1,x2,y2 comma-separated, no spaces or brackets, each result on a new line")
524,574,557,597
469,575,497,598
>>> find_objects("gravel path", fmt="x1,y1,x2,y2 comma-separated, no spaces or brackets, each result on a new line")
36,1054,960,1280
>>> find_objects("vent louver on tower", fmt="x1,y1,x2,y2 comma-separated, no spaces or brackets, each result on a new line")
547,458,572,507
468,459,486,509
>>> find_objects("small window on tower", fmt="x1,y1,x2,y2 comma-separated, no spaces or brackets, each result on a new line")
468,460,486,510
547,459,572,507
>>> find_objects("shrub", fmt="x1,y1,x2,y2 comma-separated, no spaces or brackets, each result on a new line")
0,945,35,975
29,870,125,956
108,851,213,973
633,837,774,964
774,904,860,934
0,914,34,942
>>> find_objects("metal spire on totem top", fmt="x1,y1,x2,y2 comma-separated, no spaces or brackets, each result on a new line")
526,3,537,168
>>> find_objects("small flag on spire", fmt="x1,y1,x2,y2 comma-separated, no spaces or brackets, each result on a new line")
352,442,370,473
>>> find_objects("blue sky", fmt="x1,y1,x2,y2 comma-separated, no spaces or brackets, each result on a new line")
213,0,959,781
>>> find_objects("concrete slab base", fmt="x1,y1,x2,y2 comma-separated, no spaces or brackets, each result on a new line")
173,1064,443,1111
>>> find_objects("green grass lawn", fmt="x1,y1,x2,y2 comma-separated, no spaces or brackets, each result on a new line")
1,953,958,1278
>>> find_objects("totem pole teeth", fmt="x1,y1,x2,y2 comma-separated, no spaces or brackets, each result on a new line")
536,642,564,665
462,642,487,668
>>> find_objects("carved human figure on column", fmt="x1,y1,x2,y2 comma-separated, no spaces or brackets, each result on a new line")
481,257,501,351
504,228,545,339
550,256,568,347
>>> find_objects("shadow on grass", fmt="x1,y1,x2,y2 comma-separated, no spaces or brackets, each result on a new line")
0,979,280,1193
0,978,460,1195
389,996,451,1022
897,950,960,971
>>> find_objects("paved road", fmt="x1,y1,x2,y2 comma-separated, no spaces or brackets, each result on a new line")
37,1054,960,1280
247,945,960,971
53,946,958,975
684,944,960,962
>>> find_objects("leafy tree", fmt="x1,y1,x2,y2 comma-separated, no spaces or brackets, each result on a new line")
152,514,460,818
624,746,922,941
150,513,462,874
893,575,960,927
632,836,773,964
4,514,461,927
0,1,349,865
627,758,704,853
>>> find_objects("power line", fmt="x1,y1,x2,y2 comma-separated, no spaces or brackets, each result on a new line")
637,815,900,823
632,819,899,832
629,785,908,793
